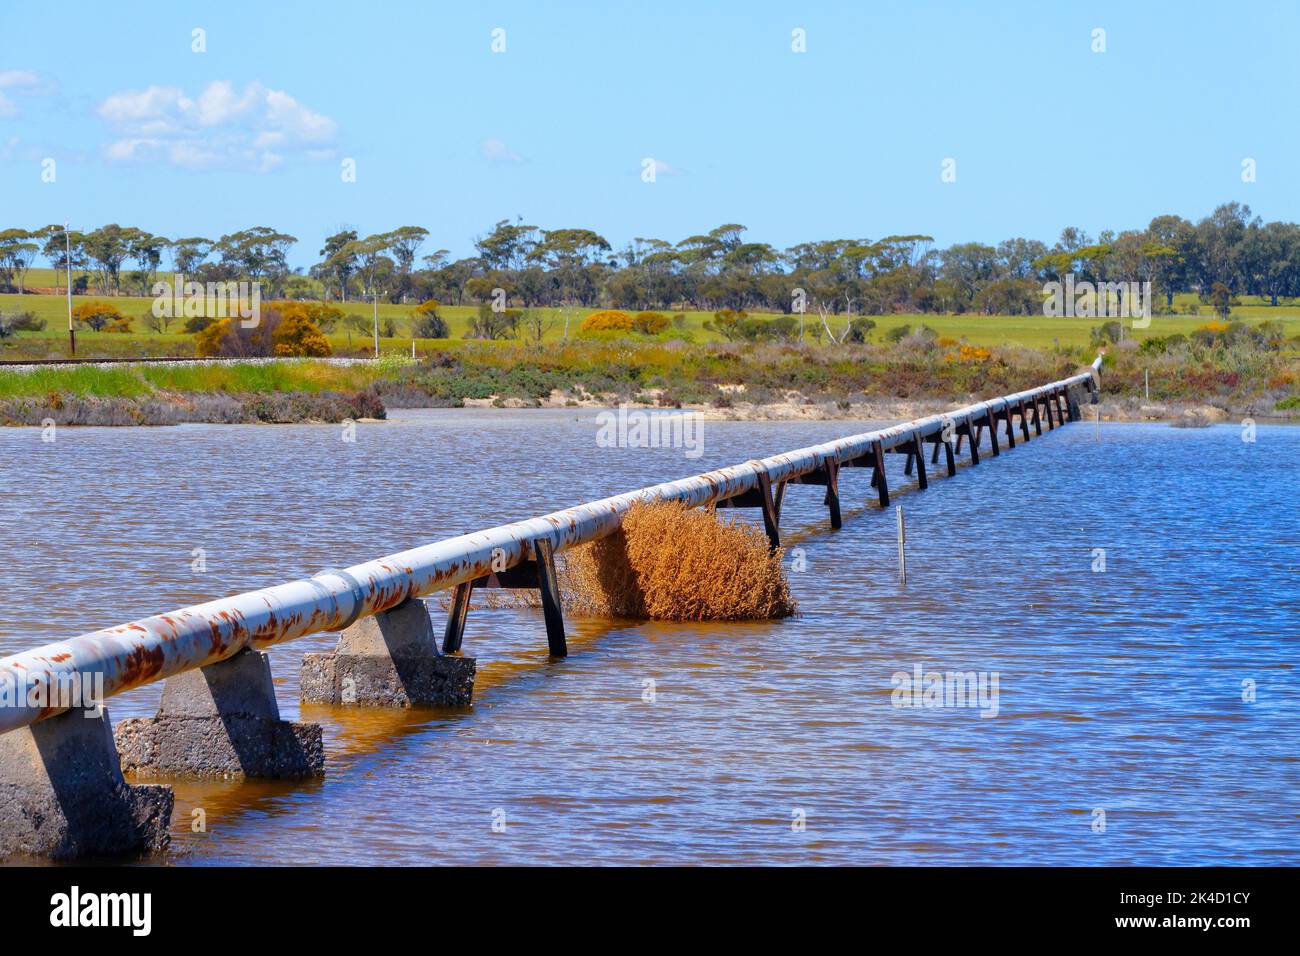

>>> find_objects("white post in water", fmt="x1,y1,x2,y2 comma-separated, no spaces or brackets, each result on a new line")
63,222,74,356
896,505,906,584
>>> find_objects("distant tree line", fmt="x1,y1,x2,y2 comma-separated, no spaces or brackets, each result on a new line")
2,203,1298,317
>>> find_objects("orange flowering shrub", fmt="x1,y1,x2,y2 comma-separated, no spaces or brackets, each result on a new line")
946,344,991,363
195,302,332,358
273,305,332,356
72,300,124,331
580,309,633,332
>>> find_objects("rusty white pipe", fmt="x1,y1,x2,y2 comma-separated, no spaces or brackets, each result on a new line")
0,359,1101,733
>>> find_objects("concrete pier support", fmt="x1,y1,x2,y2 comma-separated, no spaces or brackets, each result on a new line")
115,649,324,779
0,708,172,860
302,598,475,708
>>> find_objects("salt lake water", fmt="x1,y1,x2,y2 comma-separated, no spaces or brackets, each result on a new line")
0,410,1295,864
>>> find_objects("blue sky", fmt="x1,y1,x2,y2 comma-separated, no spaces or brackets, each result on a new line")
2,0,1297,268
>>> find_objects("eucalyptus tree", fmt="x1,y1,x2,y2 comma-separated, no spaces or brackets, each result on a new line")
344,232,396,355
12,204,1300,319
474,219,538,273
217,226,297,295
996,237,1049,280
535,228,611,307
1146,214,1193,306
939,242,1000,309
0,228,39,293
39,225,87,293
386,225,428,302
413,251,474,305
169,237,212,277
1194,202,1255,293
318,229,359,301
82,223,135,294
127,231,168,294
1249,220,1300,306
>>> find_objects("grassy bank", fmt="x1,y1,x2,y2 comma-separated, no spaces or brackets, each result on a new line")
0,358,383,400
380,339,1299,415
2,337,1296,426
0,358,389,426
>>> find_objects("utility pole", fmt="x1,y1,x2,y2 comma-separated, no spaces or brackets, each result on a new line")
64,223,75,356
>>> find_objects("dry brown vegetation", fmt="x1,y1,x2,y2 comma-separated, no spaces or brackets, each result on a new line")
559,500,795,621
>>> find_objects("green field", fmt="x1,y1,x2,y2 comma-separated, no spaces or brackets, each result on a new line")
5,287,1300,361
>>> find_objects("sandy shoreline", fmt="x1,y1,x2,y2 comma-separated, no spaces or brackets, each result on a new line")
3,387,1294,427
459,390,1299,426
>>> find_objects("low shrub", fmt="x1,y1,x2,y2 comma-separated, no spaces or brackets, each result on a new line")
0,311,44,338
846,317,876,343
273,305,333,356
195,302,331,358
412,299,449,338
581,309,633,333
560,500,796,621
469,303,521,339
632,311,669,335
73,300,124,331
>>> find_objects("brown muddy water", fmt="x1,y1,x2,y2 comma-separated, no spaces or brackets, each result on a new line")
1,409,1297,865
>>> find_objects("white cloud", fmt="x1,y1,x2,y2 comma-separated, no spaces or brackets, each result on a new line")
195,80,257,126
0,70,49,118
481,137,523,163
0,70,40,87
96,80,337,171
